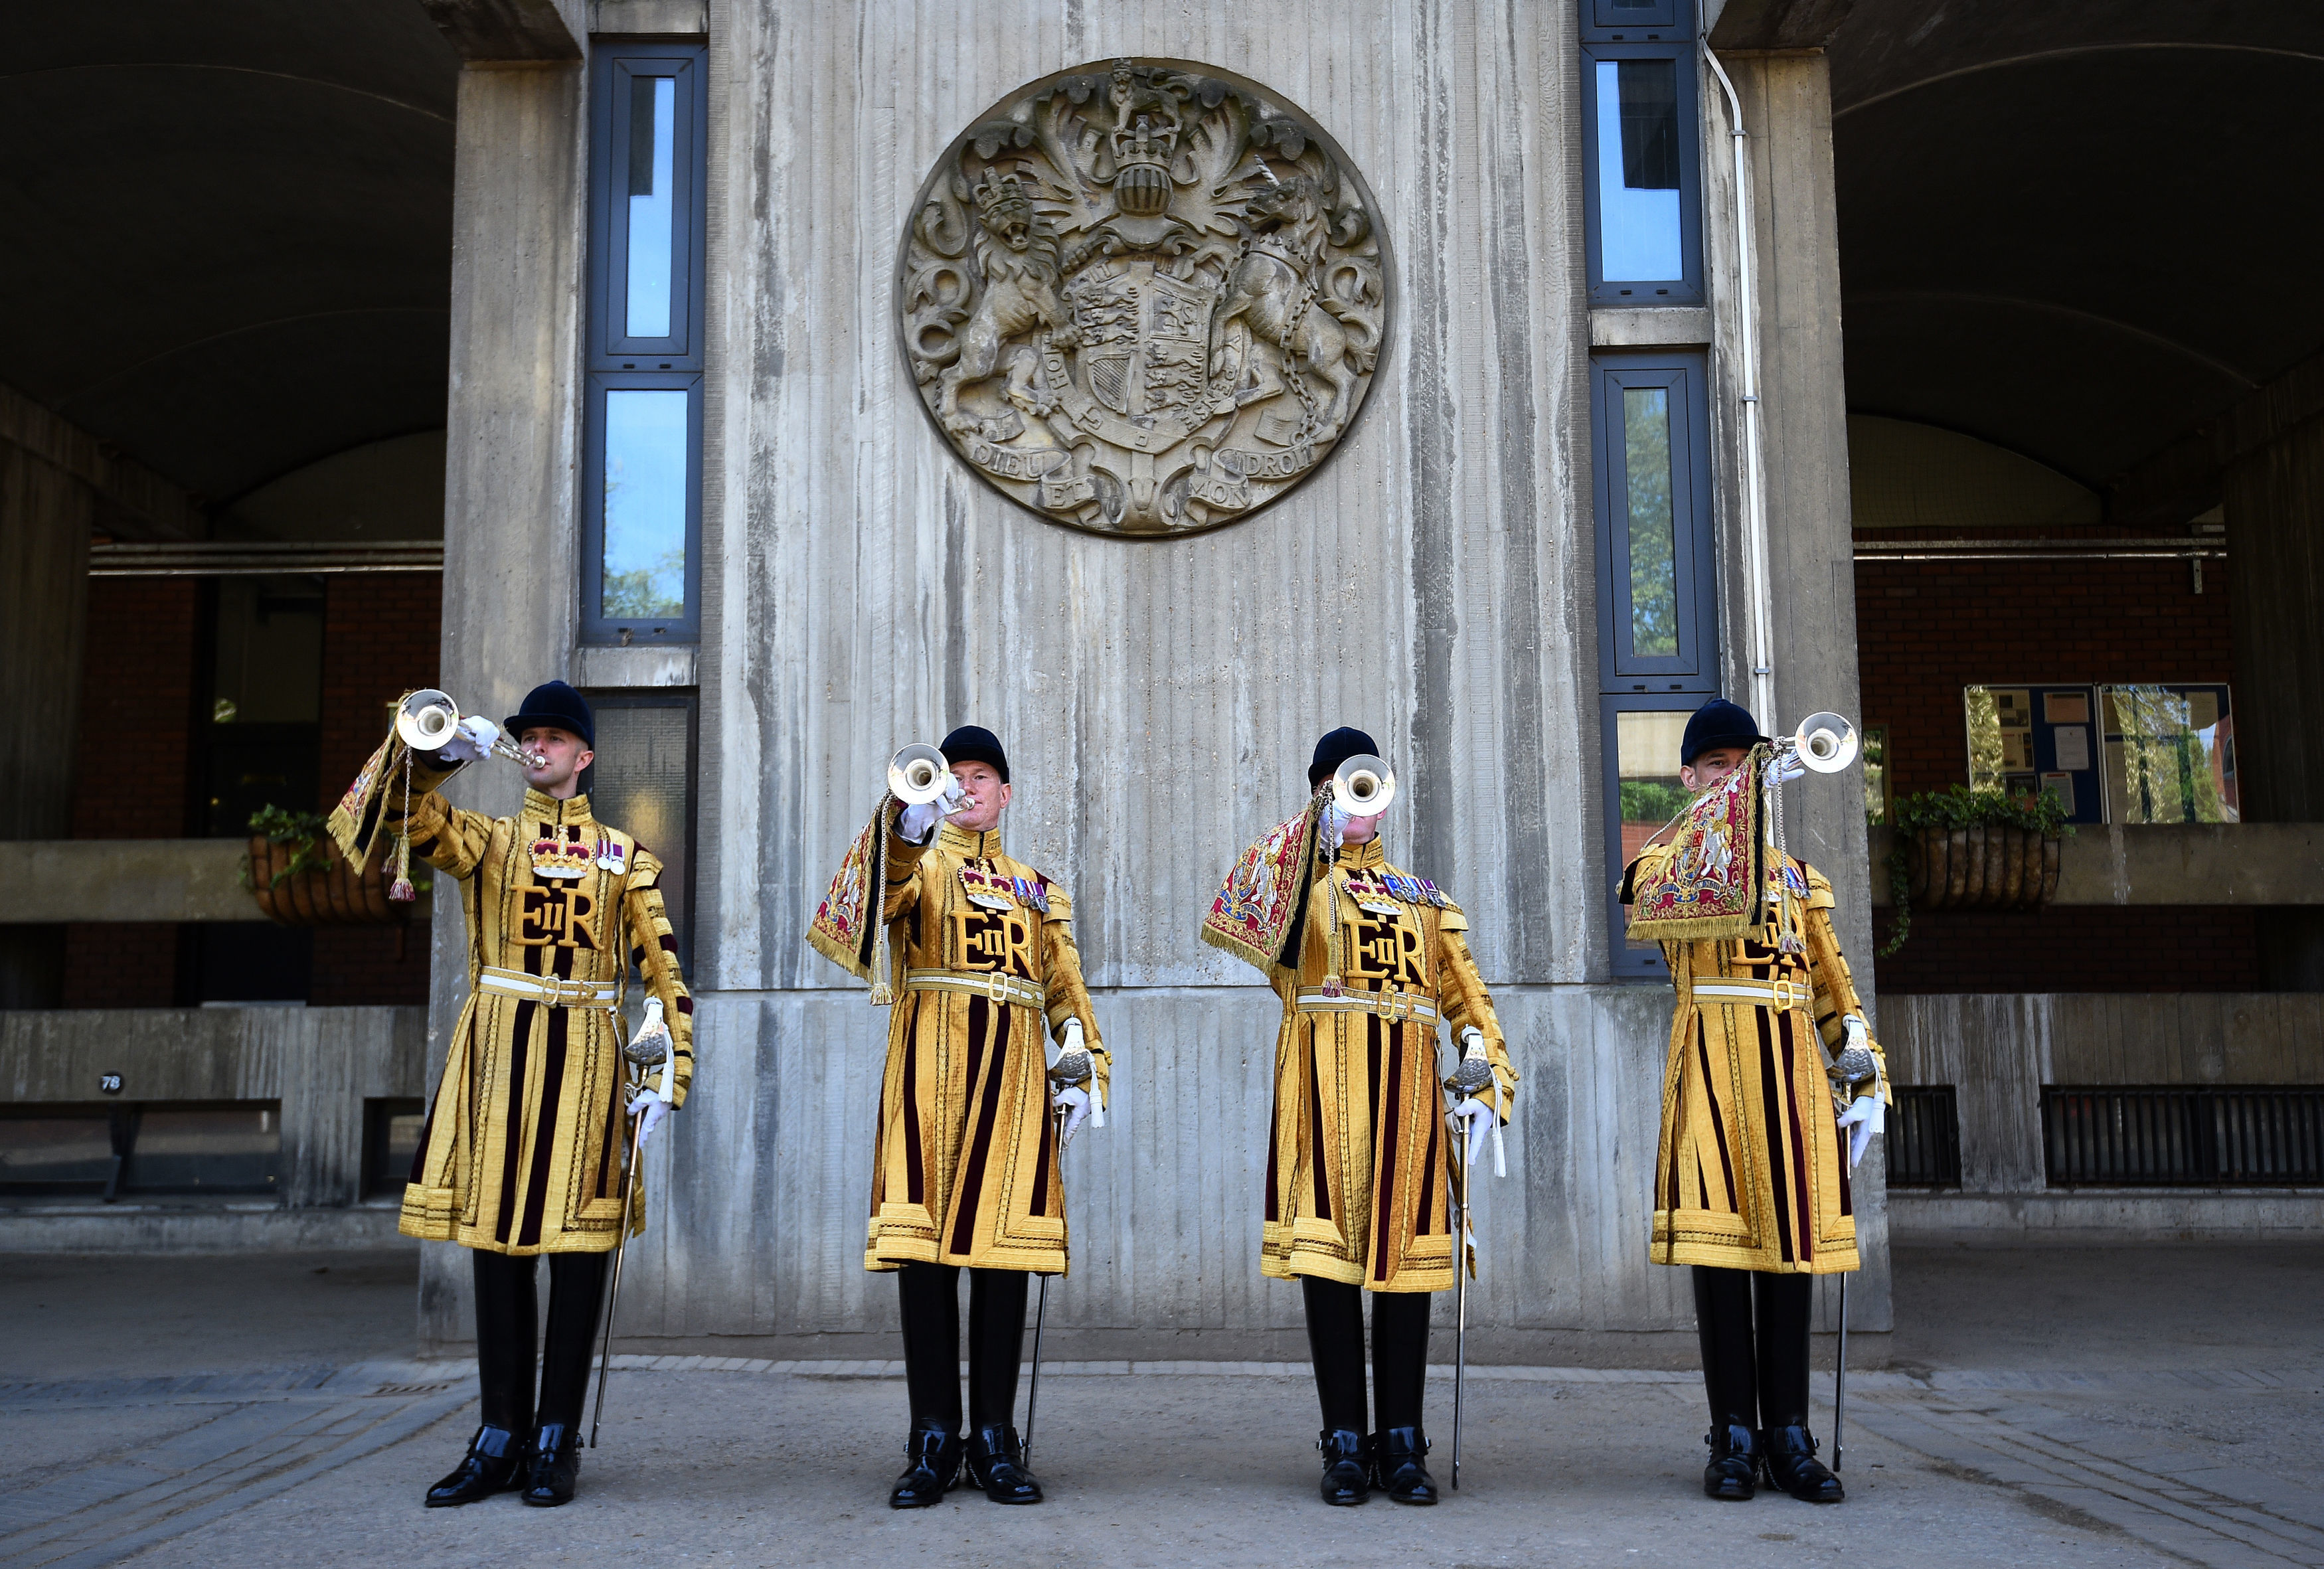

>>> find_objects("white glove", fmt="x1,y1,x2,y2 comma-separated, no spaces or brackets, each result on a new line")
896,777,966,843
1837,1094,1882,1170
1054,1084,1094,1147
1768,750,1807,785
438,714,503,764
1450,1096,1499,1173
627,1089,671,1149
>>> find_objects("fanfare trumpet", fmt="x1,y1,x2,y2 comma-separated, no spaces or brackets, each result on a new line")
886,743,955,806
395,689,548,770
1780,711,1861,774
1329,754,1397,816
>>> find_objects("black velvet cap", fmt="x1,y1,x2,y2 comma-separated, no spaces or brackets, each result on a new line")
1307,726,1380,790
940,724,1010,783
504,681,594,748
1680,698,1768,766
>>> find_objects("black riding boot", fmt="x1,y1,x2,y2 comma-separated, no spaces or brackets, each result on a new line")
892,1263,965,1508
1302,1278,1370,1505
426,1251,539,1507
1756,1273,1843,1503
522,1253,608,1507
964,1270,1041,1503
1694,1267,1760,1501
1369,1290,1437,1503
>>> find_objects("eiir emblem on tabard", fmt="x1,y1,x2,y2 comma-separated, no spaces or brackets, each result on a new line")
899,59,1391,536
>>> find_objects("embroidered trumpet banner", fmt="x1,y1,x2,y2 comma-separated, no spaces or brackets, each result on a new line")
1200,803,1320,973
807,808,886,982
1625,746,1768,944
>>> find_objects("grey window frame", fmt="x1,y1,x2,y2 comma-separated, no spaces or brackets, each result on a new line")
582,44,706,647
1579,0,1704,307
1598,691,1701,981
1592,353,1718,691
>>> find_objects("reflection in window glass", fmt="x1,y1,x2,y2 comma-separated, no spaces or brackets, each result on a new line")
1861,726,1890,825
603,389,689,618
1616,710,1691,867
1594,59,1682,282
627,75,677,338
1622,386,1677,655
590,702,694,961
2103,685,2239,824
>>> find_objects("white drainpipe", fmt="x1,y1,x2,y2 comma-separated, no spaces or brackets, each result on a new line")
1701,34,1777,730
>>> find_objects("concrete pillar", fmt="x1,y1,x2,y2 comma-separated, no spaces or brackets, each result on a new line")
1704,44,1888,1332
2224,414,2324,987
0,440,93,1005
418,11,589,1345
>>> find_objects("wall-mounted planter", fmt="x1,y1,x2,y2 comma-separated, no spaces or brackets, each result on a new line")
1904,825,2062,912
244,837,406,926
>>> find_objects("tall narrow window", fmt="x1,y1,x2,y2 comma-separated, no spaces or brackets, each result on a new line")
1581,0,1703,305
585,46,705,645
1592,352,1717,978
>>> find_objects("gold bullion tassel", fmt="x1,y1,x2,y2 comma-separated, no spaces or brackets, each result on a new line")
388,741,418,902
867,797,895,1006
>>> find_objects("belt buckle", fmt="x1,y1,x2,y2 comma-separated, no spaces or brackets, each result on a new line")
985,971,1011,1006
1773,977,1805,1011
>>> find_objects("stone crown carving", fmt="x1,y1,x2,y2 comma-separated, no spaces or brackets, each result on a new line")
899,59,1392,536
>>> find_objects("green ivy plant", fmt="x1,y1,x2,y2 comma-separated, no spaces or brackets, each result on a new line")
1879,786,2073,957
241,805,334,890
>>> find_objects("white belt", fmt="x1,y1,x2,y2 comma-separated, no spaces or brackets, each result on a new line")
1693,977,1815,1011
904,967,1047,1011
477,966,618,1008
1295,987,1440,1025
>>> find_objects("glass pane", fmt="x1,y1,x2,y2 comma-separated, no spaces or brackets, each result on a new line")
1621,386,1678,656
122,1105,281,1194
588,702,693,963
602,388,689,618
625,74,677,338
0,1114,115,1187
1595,59,1683,281
1616,710,1691,867
2102,685,2240,824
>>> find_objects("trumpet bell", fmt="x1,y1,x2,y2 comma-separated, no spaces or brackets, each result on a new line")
396,689,461,751
1791,712,1861,774
887,744,954,806
1331,754,1397,817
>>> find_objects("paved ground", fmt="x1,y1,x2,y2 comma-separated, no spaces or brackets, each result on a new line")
1,1245,2319,1568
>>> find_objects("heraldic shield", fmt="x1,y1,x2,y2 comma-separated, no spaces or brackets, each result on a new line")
897,58,1392,537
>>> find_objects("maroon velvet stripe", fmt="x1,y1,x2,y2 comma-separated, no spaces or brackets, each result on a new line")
1372,1016,1398,1281
515,1001,571,1248
1756,1007,1796,1264
1307,1027,1333,1221
493,999,536,1244
1417,1084,1438,1236
1780,1013,1814,1261
1028,1075,1054,1218
949,999,1013,1256
1697,1013,1737,1209
900,1005,925,1206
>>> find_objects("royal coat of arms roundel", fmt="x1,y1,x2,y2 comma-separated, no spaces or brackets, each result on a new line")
898,59,1392,536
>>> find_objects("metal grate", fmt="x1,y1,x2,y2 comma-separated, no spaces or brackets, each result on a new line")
1884,1086,1962,1188
2042,1087,2324,1187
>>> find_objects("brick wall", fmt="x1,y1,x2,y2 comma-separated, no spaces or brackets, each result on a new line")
59,573,441,1009
70,578,201,839
1857,552,2250,991
62,580,201,1005
308,575,440,1006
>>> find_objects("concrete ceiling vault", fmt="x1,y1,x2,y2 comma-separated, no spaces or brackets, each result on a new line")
1827,1,2324,495
0,3,460,509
